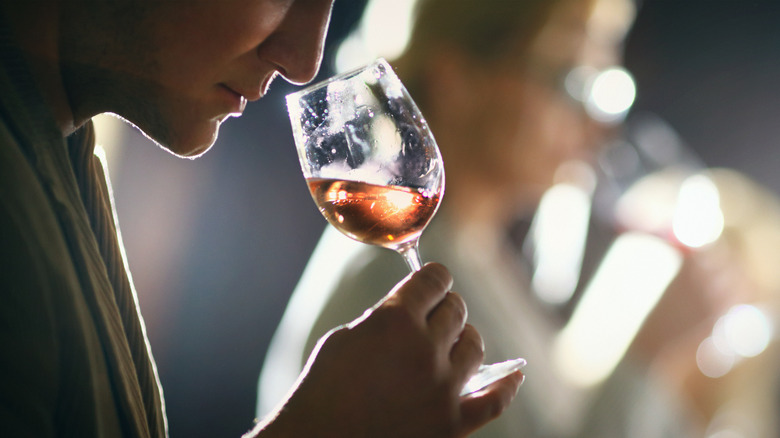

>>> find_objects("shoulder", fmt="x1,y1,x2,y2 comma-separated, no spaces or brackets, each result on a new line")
0,117,80,292
0,119,70,433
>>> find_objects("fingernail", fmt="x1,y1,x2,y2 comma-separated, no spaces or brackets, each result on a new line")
515,373,525,395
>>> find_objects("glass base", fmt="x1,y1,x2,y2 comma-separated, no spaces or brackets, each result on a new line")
460,357,527,396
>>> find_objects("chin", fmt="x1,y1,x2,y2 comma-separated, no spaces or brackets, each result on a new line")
168,140,215,159
155,119,221,159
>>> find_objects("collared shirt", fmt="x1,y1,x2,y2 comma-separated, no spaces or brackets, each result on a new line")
0,12,166,437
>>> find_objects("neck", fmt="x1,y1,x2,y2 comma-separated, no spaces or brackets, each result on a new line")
2,1,77,136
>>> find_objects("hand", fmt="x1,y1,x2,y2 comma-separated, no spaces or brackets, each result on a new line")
630,242,754,427
249,263,523,438
630,243,748,367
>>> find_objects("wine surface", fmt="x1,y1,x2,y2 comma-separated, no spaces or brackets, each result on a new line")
307,178,440,250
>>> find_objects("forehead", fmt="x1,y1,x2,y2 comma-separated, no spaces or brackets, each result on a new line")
527,0,592,65
528,0,632,68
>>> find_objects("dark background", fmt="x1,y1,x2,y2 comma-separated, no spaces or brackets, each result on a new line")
106,1,780,437
625,0,780,192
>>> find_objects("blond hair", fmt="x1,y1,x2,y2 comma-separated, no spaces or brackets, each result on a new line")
393,0,597,109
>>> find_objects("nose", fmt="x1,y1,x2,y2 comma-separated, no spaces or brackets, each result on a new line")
260,0,334,85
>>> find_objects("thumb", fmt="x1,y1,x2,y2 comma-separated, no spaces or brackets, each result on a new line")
458,371,524,436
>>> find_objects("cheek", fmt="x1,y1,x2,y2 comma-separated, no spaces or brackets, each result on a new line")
476,84,529,149
467,78,582,188
488,100,570,188
154,2,282,87
516,89,586,158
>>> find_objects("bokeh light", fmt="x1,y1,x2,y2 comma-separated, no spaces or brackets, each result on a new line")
585,67,636,123
673,174,724,248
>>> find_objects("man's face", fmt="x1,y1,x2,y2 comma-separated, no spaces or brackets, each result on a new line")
74,0,333,157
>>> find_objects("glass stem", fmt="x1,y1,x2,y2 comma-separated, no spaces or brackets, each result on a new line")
398,240,423,272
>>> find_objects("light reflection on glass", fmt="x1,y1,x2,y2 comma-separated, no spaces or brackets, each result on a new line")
554,232,683,387
697,304,774,378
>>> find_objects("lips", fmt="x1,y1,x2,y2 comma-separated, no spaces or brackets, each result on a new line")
220,72,280,115
219,84,249,116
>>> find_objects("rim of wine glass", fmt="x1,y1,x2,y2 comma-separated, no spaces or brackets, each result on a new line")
285,58,393,104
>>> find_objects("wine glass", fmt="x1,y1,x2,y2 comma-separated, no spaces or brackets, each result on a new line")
287,58,525,395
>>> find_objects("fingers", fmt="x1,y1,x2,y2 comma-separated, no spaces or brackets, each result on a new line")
427,291,468,345
287,260,524,438
388,264,470,353
449,324,484,383
387,263,453,321
459,371,525,435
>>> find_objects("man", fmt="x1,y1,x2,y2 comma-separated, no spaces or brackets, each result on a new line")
0,1,522,437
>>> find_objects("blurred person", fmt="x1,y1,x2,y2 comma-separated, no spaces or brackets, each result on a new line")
574,114,780,437
0,1,523,437
677,168,780,437
257,0,693,436
603,163,780,437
